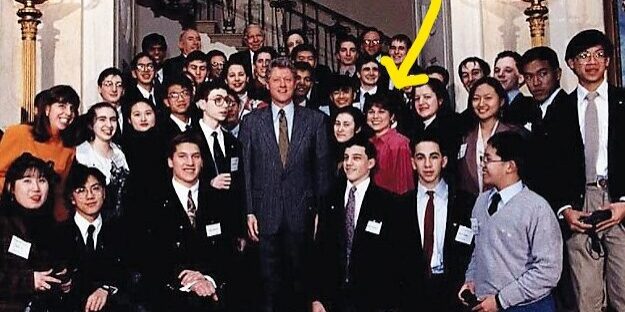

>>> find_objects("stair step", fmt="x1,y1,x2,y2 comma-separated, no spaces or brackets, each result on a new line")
208,33,245,49
196,20,219,34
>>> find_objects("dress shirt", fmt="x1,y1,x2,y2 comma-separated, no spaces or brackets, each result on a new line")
344,177,371,228
170,114,191,132
271,102,294,142
475,121,499,192
199,119,226,160
172,178,199,213
74,212,103,247
137,84,155,105
489,180,524,212
227,124,240,138
423,115,436,129
417,180,448,274
507,89,521,105
339,65,356,76
116,106,124,133
539,87,561,118
576,80,608,177
155,68,164,84
359,85,378,109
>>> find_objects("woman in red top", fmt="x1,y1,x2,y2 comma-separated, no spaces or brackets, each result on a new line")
365,93,415,195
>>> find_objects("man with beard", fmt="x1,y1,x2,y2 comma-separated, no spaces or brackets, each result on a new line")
163,29,202,81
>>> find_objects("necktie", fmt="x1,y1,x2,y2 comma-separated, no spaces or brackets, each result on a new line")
86,225,95,254
187,190,197,228
148,94,155,106
345,186,357,273
423,191,435,277
211,132,227,174
278,109,289,167
488,192,501,216
584,92,599,182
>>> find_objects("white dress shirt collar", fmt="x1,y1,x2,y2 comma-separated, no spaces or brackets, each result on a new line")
170,114,191,132
492,180,524,207
172,178,200,210
345,177,371,228
539,87,562,118
74,212,103,246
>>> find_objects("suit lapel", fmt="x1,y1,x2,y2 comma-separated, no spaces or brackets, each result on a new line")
195,127,218,178
260,108,283,169
465,128,479,188
286,106,308,170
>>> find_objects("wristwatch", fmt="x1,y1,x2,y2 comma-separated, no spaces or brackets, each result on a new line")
100,285,119,295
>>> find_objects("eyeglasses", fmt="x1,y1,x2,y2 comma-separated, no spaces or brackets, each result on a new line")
102,81,123,88
208,96,235,107
480,156,507,165
136,63,155,71
168,91,191,100
73,184,104,198
363,39,380,46
211,62,225,68
575,50,607,63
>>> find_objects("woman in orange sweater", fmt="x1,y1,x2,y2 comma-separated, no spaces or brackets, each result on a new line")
0,85,80,221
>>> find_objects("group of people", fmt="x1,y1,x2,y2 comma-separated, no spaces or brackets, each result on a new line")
0,21,624,312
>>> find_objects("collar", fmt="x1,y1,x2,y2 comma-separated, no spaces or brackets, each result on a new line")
199,119,222,135
73,212,103,237
577,79,608,102
170,114,191,129
423,115,436,128
540,87,562,106
507,89,521,104
340,65,356,75
492,180,524,206
137,84,153,97
360,85,378,95
271,102,294,120
417,179,448,199
171,178,199,202
346,176,371,193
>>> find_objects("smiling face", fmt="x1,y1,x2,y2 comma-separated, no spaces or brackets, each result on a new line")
358,61,380,87
226,64,248,93
333,112,358,143
179,29,201,55
330,87,355,108
567,45,609,89
91,106,118,143
131,56,155,88
209,55,226,79
412,141,447,189
414,84,441,120
267,67,296,106
98,75,124,105
472,83,503,122
481,144,510,188
367,104,393,136
389,39,408,65
164,84,192,118
245,25,265,52
129,101,156,132
343,145,375,184
147,44,167,65
362,31,381,56
337,41,358,67
460,61,485,91
11,169,49,210
494,56,522,92
46,102,76,133
168,142,203,187
295,69,313,97
71,175,105,221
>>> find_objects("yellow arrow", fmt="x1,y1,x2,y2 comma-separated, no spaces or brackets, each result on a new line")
380,0,441,89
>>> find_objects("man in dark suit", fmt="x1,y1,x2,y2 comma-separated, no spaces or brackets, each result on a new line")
291,44,332,104
158,76,195,144
312,135,402,312
124,52,166,114
494,50,534,127
229,24,265,79
397,135,475,312
239,58,331,312
141,33,168,87
162,28,201,82
334,35,359,79
547,29,625,312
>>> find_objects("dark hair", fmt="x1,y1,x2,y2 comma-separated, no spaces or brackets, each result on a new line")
196,80,229,100
293,61,314,76
344,133,377,160
184,50,207,67
414,78,451,115
131,52,155,69
331,106,365,132
285,29,309,45
487,131,527,179
83,102,119,142
358,27,384,47
64,163,107,210
356,54,380,72
328,74,356,93
167,132,203,159
519,46,560,74
363,92,397,117
425,65,450,86
164,75,194,94
390,34,412,49
494,50,522,71
253,46,278,62
0,153,57,213
565,29,614,61
97,67,123,86
32,85,81,144
123,98,156,125
468,76,508,117
411,132,445,156
222,58,248,80
291,43,319,61
457,56,491,79
335,34,358,52
207,50,227,62
141,33,168,53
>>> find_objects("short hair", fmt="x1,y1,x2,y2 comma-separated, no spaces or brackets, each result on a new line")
358,27,384,46
457,56,491,79
164,75,194,94
291,43,319,61
131,52,155,69
207,50,227,62
123,98,156,123
97,67,123,86
415,78,451,110
293,61,314,75
344,133,377,160
468,76,509,107
64,163,107,210
179,28,199,42
32,85,81,144
184,50,207,66
167,132,203,159
83,102,119,142
425,65,450,86
253,46,278,63
487,131,528,179
285,29,309,45
141,33,168,52
411,132,445,157
494,50,522,71
335,34,358,52
356,54,380,72
565,29,614,61
267,57,296,79
328,74,356,93
0,153,57,213
244,24,264,37
390,34,412,49
222,58,248,80
519,46,560,74
331,106,365,133
196,80,229,100
363,92,397,117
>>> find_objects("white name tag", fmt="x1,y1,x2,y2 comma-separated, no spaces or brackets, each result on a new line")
365,220,382,235
458,143,467,159
471,218,479,235
206,223,222,237
8,235,31,259
230,157,239,172
455,225,474,245
524,122,533,131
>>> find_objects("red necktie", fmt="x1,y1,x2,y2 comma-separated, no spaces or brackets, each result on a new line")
423,190,435,277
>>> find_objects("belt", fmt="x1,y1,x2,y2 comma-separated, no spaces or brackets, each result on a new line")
586,176,608,189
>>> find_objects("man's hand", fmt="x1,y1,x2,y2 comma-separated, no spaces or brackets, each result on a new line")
210,173,232,190
562,208,592,233
472,295,498,312
247,214,259,242
84,288,108,312
596,202,625,231
236,237,247,252
312,300,327,312
190,278,219,301
33,269,61,291
458,282,476,306
178,270,205,286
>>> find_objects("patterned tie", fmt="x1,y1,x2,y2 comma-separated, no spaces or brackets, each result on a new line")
345,186,357,273
584,92,599,182
187,190,197,228
86,225,95,254
423,191,435,277
211,132,227,174
278,109,289,167
488,192,501,216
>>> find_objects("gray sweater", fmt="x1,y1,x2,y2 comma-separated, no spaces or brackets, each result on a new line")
465,185,562,309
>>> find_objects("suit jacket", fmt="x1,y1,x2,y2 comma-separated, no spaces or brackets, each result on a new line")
229,50,254,78
158,114,192,145
162,54,187,82
312,181,403,311
546,85,625,217
502,92,536,126
123,83,166,115
239,105,331,235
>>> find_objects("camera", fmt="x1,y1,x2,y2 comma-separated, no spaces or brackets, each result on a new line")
579,210,612,226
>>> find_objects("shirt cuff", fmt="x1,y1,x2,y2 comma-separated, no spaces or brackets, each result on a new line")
204,275,217,289
619,196,625,202
556,205,572,220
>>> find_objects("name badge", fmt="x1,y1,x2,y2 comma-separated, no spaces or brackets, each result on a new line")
365,220,382,235
230,157,239,172
458,143,467,159
455,225,474,245
8,235,31,259
470,218,479,235
206,223,222,237
524,122,533,132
